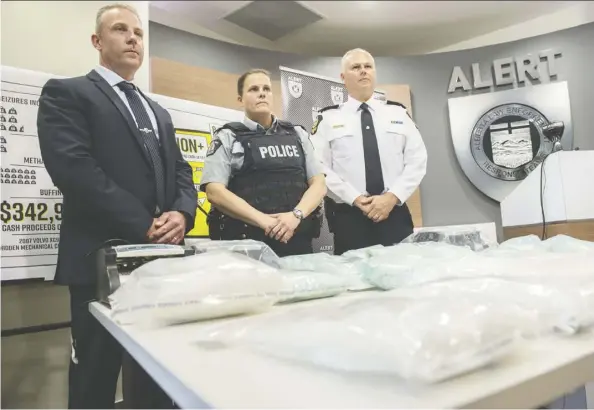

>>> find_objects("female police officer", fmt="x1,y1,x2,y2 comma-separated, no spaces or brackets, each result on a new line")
200,68,327,257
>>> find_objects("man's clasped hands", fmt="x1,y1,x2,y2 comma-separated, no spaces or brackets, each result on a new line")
354,192,400,223
147,211,187,244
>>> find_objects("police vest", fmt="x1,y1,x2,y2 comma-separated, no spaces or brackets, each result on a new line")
209,120,319,239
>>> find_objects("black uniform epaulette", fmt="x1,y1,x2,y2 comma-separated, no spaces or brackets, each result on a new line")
386,100,407,109
214,122,250,135
319,104,339,113
277,119,307,134
276,119,293,127
387,100,418,127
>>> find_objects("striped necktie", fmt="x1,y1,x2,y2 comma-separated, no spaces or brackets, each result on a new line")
117,81,165,214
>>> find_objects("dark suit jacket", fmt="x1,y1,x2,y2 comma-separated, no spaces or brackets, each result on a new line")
37,69,197,286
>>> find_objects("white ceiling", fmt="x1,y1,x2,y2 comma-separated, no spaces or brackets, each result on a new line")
149,1,583,56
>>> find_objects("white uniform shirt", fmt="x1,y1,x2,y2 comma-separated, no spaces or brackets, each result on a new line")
311,96,427,206
200,115,322,190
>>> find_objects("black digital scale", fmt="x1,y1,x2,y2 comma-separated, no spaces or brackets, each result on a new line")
95,243,197,305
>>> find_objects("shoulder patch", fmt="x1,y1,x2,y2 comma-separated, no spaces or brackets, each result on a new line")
311,114,323,135
206,139,222,156
319,104,339,113
386,100,407,109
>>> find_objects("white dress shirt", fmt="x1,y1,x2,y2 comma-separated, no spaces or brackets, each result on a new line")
311,96,427,206
94,65,160,140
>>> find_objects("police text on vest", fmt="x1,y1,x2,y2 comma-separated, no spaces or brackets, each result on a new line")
259,145,300,159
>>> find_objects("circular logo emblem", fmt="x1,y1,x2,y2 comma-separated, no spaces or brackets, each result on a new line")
288,77,303,99
470,103,554,181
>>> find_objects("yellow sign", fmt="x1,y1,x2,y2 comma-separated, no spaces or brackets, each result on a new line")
174,128,212,238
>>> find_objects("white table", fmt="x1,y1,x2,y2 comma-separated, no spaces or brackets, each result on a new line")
91,293,594,409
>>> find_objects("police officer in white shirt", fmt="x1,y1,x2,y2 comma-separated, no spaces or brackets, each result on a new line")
311,48,427,255
201,68,327,257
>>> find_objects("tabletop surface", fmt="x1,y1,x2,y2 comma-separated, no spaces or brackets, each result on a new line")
91,292,594,409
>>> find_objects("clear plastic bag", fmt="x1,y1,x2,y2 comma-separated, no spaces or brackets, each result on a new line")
279,253,373,291
360,243,480,289
190,239,282,268
387,277,591,336
402,227,491,251
361,238,594,291
544,234,594,253
484,256,594,332
276,270,351,303
481,235,548,259
359,238,594,332
366,241,476,259
498,234,542,250
341,244,385,260
109,251,285,326
198,293,520,384
488,234,594,256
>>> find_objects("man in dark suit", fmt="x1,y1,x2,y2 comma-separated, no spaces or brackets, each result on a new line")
36,4,196,409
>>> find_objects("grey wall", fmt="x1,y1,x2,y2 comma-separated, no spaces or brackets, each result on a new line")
150,22,594,238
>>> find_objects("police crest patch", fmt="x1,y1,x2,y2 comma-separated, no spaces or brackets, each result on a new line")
311,114,322,135
206,139,222,156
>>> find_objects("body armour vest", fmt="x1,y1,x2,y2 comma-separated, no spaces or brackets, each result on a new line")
209,120,319,239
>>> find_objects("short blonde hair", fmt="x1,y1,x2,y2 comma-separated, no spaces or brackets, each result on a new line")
341,48,374,72
95,3,141,34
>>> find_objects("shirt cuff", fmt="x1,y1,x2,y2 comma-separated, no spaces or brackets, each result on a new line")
180,210,194,234
344,187,363,207
387,188,405,206
199,179,228,192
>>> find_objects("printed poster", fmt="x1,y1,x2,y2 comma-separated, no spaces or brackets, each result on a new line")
0,66,242,281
